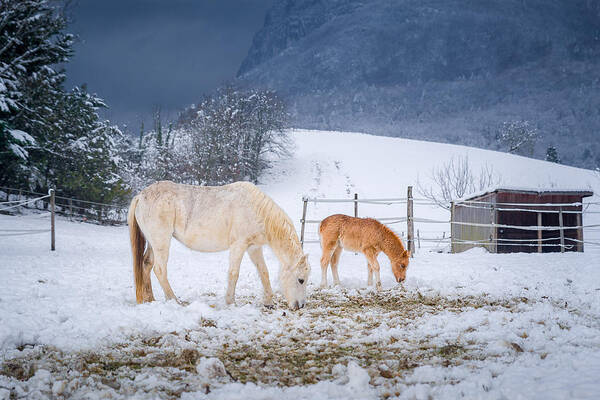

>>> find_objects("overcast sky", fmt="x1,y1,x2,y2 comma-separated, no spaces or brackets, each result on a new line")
65,0,273,131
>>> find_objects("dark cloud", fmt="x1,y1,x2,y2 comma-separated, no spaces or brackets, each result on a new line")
65,0,273,129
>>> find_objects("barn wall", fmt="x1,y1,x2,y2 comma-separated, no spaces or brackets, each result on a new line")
453,190,587,254
495,193,583,253
452,192,496,253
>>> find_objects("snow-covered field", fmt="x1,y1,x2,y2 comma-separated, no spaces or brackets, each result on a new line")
1,129,599,399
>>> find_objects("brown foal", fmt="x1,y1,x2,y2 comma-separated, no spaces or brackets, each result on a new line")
319,214,410,289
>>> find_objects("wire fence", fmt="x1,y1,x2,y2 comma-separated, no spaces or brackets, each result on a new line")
0,190,53,244
299,188,600,254
0,186,129,225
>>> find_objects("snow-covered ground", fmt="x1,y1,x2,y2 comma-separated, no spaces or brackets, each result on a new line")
1,129,599,399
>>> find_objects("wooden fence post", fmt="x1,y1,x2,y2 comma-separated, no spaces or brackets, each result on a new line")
354,193,358,218
300,197,308,249
69,198,73,221
450,201,455,254
50,189,55,251
417,229,421,249
407,186,414,257
576,210,583,253
559,207,565,253
537,212,542,253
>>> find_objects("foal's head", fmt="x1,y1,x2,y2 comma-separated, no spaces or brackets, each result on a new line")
282,254,311,310
391,250,410,283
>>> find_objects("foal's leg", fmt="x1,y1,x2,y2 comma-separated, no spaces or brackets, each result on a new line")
247,245,274,307
319,241,336,288
142,246,156,302
225,242,248,305
367,262,374,287
330,245,343,286
364,247,382,290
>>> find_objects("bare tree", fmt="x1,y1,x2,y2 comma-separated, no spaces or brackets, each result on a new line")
417,155,501,209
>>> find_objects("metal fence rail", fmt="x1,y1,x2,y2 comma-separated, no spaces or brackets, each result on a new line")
0,186,129,225
300,189,600,254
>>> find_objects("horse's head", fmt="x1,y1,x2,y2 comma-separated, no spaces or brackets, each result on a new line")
281,254,311,310
392,250,410,283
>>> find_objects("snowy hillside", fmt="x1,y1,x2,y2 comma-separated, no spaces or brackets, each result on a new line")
264,129,600,251
1,129,599,399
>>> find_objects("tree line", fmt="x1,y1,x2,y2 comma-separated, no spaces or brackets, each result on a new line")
0,0,289,207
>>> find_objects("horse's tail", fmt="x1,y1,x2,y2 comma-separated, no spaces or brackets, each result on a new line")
128,195,145,304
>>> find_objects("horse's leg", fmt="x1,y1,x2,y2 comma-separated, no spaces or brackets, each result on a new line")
367,263,373,286
364,247,382,290
152,242,180,303
142,246,156,302
247,245,274,307
319,241,336,288
225,242,247,305
330,244,343,286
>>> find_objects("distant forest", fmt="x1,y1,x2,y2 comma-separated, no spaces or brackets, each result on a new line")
237,0,600,169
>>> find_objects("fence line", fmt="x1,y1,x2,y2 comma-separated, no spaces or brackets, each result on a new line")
457,199,591,207
0,185,129,225
450,221,600,230
456,203,586,214
0,231,50,237
300,189,600,253
0,189,55,249
450,238,576,249
0,194,50,212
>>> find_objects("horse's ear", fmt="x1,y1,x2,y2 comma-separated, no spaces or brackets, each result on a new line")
406,250,411,258
297,254,309,266
403,250,410,258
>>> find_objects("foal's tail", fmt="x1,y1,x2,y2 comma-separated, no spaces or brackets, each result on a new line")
128,195,145,304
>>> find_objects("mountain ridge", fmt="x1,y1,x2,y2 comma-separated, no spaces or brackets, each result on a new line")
237,0,600,169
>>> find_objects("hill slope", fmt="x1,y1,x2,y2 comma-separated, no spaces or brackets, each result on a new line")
264,130,600,246
238,0,600,169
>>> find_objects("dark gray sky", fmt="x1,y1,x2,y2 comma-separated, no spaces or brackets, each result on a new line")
65,0,273,131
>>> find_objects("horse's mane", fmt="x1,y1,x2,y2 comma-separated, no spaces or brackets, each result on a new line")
377,220,406,256
244,183,302,260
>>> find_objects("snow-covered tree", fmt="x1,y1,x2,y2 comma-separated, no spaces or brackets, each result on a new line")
0,1,128,204
128,86,290,190
497,120,539,156
0,0,73,120
417,155,501,209
0,120,36,186
545,146,561,163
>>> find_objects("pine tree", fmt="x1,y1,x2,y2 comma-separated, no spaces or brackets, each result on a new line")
545,146,561,163
0,0,73,123
0,121,36,186
0,0,129,203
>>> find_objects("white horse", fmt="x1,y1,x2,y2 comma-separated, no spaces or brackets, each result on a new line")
128,181,310,310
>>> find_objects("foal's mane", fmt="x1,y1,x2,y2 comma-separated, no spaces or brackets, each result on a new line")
377,221,406,257
245,183,302,259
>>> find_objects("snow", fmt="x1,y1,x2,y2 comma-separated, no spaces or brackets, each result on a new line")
1,129,600,399
455,185,594,203
9,129,35,144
